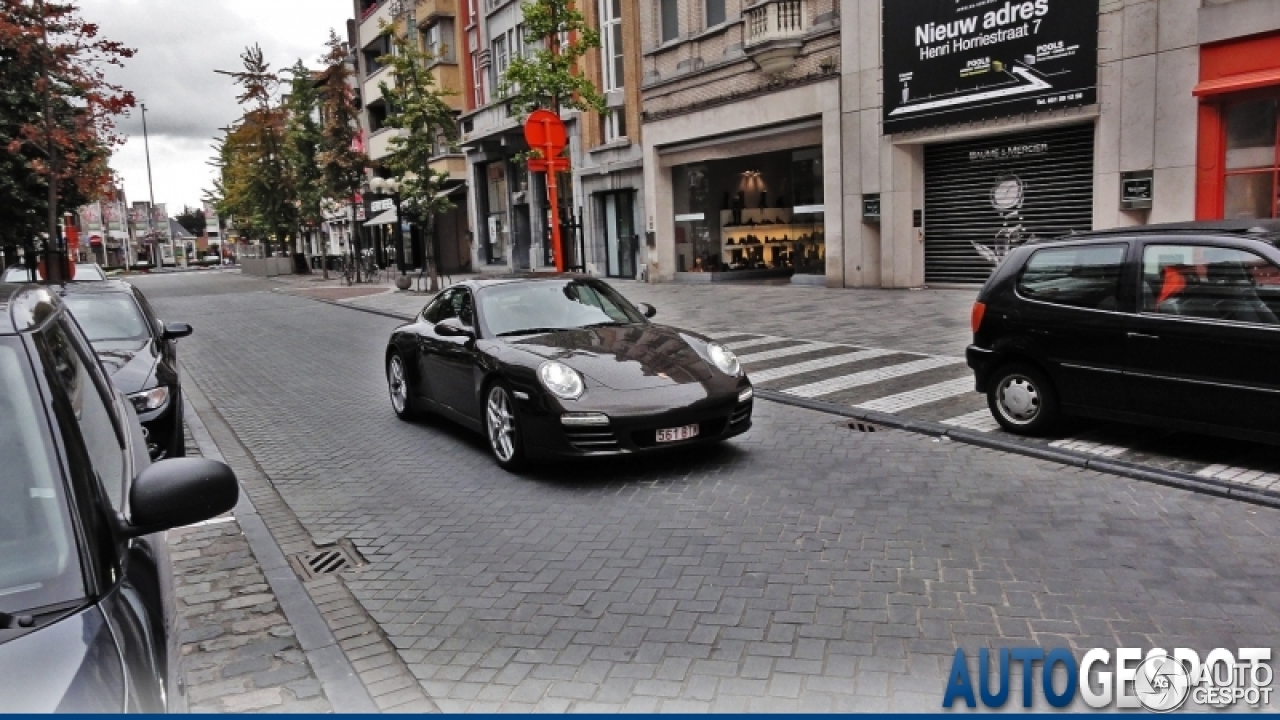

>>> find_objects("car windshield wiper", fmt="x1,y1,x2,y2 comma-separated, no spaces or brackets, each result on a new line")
496,327,573,337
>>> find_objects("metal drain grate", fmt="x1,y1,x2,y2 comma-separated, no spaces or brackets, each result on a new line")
289,545,360,580
847,420,878,433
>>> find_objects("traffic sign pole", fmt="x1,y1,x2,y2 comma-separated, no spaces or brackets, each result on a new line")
523,110,570,272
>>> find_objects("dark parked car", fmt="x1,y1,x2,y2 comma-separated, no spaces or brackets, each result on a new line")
2,262,107,283
967,220,1280,444
386,275,754,470
0,282,238,712
59,280,192,460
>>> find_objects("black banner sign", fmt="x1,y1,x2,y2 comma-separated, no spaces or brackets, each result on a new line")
883,0,1098,134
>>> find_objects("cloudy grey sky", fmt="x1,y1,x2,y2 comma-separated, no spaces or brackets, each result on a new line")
81,0,352,213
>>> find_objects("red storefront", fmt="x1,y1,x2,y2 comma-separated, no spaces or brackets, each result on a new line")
1195,32,1280,220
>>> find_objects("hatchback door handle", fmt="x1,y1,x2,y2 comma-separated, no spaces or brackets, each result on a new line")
1127,332,1160,341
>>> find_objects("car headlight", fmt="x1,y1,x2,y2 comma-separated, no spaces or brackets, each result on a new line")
707,342,741,376
538,361,585,400
129,386,170,413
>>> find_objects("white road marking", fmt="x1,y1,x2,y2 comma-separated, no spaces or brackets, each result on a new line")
724,335,793,351
189,516,237,528
941,410,1001,433
738,341,840,364
854,377,975,413
747,349,899,384
1048,438,1130,459
783,357,967,399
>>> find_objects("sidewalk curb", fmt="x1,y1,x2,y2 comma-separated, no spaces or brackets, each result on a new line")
184,395,380,713
273,287,418,322
755,389,1280,511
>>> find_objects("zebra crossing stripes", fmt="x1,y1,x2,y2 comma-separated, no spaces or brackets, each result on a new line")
782,356,967,399
854,377,975,413
724,335,793,351
941,409,1002,433
737,341,841,364
747,349,899,383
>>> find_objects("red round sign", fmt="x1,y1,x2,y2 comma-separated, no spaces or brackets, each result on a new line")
523,109,567,152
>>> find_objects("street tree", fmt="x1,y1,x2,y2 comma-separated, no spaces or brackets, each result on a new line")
213,45,296,257
0,0,135,252
175,205,205,236
377,26,458,289
497,0,605,117
284,59,324,267
315,31,369,279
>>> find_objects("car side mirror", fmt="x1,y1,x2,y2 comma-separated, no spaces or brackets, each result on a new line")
434,319,475,338
637,303,657,319
121,458,239,538
162,322,193,340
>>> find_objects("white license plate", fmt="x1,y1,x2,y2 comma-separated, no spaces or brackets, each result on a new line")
656,424,700,443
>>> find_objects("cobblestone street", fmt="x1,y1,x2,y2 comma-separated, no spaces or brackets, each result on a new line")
132,271,1280,711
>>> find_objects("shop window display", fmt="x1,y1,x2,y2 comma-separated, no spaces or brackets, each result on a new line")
673,147,826,276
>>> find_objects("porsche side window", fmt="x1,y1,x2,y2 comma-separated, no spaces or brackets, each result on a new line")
423,291,457,323
37,318,127,510
452,291,475,327
1016,245,1127,311
1142,245,1280,325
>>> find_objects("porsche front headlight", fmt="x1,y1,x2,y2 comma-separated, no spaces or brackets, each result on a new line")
707,342,741,377
538,361,585,400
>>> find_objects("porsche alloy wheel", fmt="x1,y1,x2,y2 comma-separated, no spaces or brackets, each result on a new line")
388,354,415,420
485,383,525,471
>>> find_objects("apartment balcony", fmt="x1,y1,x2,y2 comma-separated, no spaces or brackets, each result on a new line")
367,127,406,161
359,0,395,44
414,0,457,22
430,154,467,182
743,0,807,75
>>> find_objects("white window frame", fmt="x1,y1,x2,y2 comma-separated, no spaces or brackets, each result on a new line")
599,0,623,93
491,34,508,93
604,107,626,143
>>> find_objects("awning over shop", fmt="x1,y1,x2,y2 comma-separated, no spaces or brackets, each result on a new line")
1193,68,1280,97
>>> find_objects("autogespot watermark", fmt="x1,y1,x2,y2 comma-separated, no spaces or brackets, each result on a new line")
942,647,1274,711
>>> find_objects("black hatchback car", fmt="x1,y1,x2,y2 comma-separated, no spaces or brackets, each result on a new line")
967,220,1280,443
0,282,238,711
59,281,192,460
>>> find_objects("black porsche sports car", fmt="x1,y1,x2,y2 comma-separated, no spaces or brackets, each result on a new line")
385,275,754,470
58,281,192,460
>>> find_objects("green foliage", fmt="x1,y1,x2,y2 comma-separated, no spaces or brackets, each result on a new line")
498,0,605,116
316,31,367,206
211,45,297,255
284,59,324,235
377,27,458,227
175,205,205,236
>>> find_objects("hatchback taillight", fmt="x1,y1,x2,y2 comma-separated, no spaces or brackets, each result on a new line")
971,302,987,334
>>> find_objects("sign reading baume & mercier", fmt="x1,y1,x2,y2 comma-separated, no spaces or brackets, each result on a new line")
882,0,1098,133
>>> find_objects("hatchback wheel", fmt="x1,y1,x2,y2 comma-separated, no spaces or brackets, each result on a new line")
485,382,525,472
387,353,416,421
987,363,1059,436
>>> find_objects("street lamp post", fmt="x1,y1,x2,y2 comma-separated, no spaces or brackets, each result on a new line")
141,102,159,265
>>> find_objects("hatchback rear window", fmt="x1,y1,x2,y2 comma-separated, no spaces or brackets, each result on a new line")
1016,245,1127,311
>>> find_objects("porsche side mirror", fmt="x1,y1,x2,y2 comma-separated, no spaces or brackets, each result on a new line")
121,458,239,539
435,319,475,339
637,303,657,319
162,322,193,340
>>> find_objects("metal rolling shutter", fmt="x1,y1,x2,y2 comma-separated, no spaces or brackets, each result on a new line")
924,123,1095,285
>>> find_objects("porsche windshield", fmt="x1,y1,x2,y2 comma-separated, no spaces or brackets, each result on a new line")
480,281,645,337
0,339,85,617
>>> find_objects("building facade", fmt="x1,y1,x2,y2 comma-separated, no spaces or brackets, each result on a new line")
353,0,473,274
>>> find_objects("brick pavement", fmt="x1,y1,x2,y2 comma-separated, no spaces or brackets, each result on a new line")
170,428,333,713
137,273,1280,711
